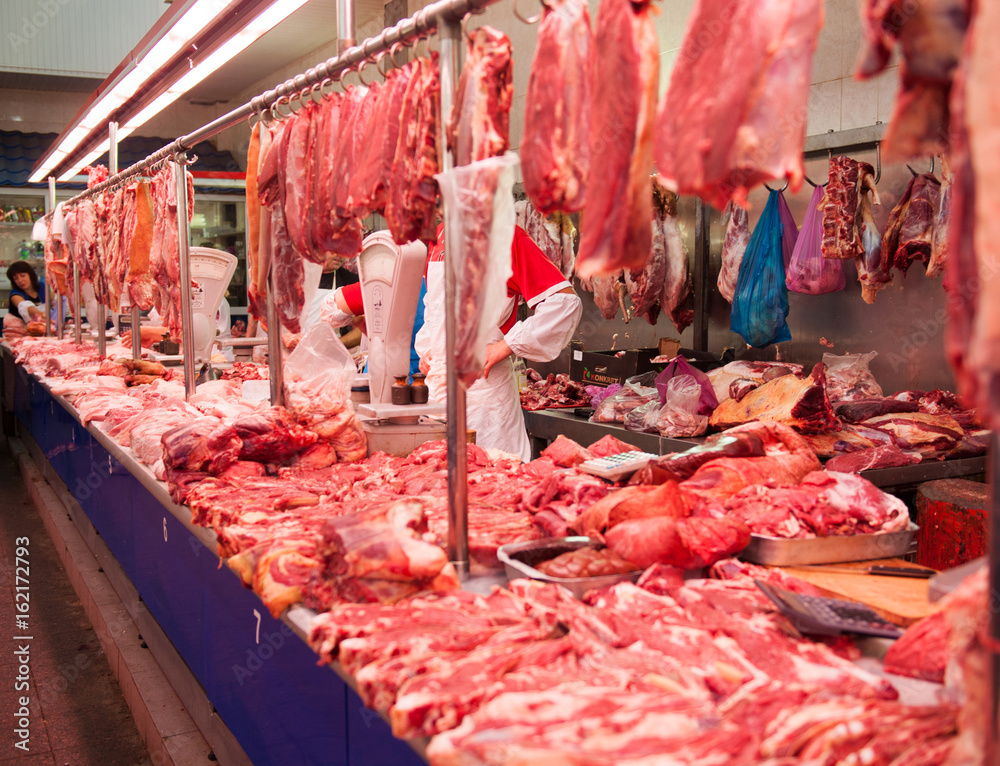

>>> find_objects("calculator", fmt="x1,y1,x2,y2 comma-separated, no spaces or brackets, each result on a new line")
754,580,904,639
578,451,659,481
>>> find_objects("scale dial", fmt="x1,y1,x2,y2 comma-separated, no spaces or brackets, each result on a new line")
358,243,397,287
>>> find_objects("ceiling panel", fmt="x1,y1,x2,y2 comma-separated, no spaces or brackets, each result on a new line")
183,0,388,105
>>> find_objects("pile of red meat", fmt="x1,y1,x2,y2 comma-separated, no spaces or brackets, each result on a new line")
518,368,589,411
306,563,959,764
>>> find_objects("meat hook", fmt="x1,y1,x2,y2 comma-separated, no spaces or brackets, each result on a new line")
804,174,827,188
512,0,544,24
319,77,335,100
873,141,882,184
389,41,407,69
763,178,789,193
272,95,293,120
906,154,934,178
375,50,391,78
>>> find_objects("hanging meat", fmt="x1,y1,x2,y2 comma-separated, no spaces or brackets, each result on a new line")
127,181,155,311
947,0,1000,431
881,172,941,276
346,69,408,220
927,157,952,278
624,223,665,325
585,272,629,322
258,119,305,333
819,156,879,261
249,121,274,326
44,210,70,297
855,0,970,160
447,26,513,167
385,55,440,246
326,86,371,257
283,101,322,264
574,0,657,279
245,121,264,323
149,162,195,340
655,0,824,210
718,203,748,304
521,0,593,215
658,189,693,333
514,200,576,280
856,181,890,304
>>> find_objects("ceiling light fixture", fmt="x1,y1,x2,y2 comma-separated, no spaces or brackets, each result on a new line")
30,0,303,184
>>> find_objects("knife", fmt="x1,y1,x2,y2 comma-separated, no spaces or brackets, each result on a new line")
788,565,936,578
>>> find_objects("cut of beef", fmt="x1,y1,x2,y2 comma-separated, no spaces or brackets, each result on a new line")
385,55,440,245
883,609,950,683
861,412,964,460
629,430,767,486
655,0,824,209
160,419,243,475
834,397,921,423
521,0,592,215
574,0,657,279
709,363,839,434
233,407,318,463
821,156,880,261
586,434,639,458
719,202,749,303
825,444,921,473
658,188,693,332
447,26,512,168
539,434,592,467
881,172,941,275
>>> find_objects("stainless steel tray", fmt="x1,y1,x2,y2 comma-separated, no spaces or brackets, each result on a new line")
497,537,642,599
739,522,919,566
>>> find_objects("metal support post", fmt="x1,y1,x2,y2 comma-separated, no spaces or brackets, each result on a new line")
174,156,196,399
131,306,141,360
692,198,710,353
266,265,283,407
438,13,468,578
45,177,56,337
73,263,81,345
336,0,355,55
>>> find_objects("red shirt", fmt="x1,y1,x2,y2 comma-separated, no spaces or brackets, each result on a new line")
339,281,365,315
427,223,569,333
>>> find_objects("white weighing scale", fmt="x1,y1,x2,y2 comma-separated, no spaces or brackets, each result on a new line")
353,231,445,442
144,247,237,364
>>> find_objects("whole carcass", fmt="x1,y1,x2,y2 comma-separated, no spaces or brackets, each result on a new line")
881,172,941,275
718,203,749,303
574,0,658,278
521,0,593,215
855,0,970,160
655,0,824,209
447,26,513,168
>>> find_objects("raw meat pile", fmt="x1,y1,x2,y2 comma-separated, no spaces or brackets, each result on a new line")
305,564,960,763
518,369,588,411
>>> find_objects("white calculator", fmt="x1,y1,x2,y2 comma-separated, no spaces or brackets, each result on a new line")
578,451,659,481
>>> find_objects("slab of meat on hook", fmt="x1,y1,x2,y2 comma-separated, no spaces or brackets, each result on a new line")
516,200,576,280
820,157,878,261
386,55,441,246
346,70,404,220
659,190,693,333
250,122,275,325
447,26,513,168
283,102,322,264
881,172,941,276
855,0,969,160
589,272,629,322
655,0,824,209
856,179,889,304
326,86,371,257
574,0,657,279
927,157,952,278
718,203,749,304
521,0,593,215
127,181,155,311
149,163,194,340
245,122,264,322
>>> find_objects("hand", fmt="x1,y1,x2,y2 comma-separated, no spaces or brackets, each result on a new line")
419,352,431,375
121,325,168,348
482,339,513,379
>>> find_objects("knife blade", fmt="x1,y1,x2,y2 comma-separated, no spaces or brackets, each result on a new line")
789,565,935,578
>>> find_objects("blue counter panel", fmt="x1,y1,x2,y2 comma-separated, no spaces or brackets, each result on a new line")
13,368,426,766
203,580,350,766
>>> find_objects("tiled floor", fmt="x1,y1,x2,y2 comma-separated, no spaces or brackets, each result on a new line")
0,439,151,766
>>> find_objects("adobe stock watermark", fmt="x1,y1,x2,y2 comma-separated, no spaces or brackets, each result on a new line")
231,621,295,686
7,0,73,51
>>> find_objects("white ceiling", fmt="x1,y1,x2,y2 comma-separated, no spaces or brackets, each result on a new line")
183,0,389,105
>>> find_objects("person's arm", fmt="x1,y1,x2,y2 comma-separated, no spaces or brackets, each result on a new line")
320,282,365,329
484,287,582,377
11,294,45,323
121,325,170,348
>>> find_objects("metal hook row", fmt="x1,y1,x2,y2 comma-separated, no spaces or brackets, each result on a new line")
512,0,552,24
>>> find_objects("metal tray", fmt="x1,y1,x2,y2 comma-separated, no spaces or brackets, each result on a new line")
497,537,642,599
739,522,919,566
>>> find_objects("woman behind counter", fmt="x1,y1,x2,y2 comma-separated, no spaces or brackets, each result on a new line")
7,261,49,334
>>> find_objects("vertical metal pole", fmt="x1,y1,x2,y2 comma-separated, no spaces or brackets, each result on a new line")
692,198,710,353
131,305,141,360
989,433,1000,763
266,262,284,406
45,176,65,340
438,13,468,579
336,0,355,55
174,156,196,399
45,177,56,338
97,123,118,358
73,262,81,345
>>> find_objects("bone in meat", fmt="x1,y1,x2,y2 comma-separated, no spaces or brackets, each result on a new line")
881,172,941,276
820,156,878,261
718,203,749,304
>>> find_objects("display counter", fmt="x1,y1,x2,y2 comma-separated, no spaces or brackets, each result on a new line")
2,348,427,766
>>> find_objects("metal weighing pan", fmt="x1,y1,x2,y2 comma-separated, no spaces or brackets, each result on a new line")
497,537,643,599
740,523,919,567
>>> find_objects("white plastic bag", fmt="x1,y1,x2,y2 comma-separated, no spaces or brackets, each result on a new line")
434,151,518,387
655,374,709,437
823,351,883,402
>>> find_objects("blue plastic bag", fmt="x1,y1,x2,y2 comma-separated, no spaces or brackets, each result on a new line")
730,189,791,348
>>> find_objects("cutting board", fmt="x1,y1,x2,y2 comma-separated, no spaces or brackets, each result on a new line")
776,559,941,627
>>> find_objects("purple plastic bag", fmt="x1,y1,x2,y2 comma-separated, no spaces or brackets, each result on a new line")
776,190,799,269
654,356,718,415
786,185,846,295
